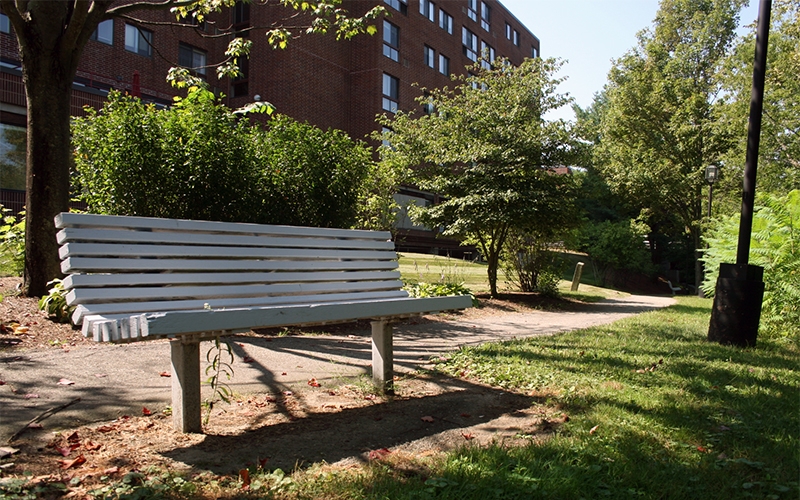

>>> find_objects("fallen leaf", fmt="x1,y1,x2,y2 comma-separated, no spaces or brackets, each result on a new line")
281,372,288,376
142,407,152,416
368,448,392,460
23,393,39,399
84,441,102,451
697,446,708,453
421,416,435,423
461,432,475,440
67,432,80,443
0,380,5,385
27,423,43,429
589,425,600,435
242,356,255,363
103,466,120,475
56,446,74,457
258,458,269,469
59,454,86,469
96,425,116,433
159,371,171,377
138,421,154,430
283,391,293,396
13,325,29,335
265,397,277,403
307,378,320,387
94,373,107,378
0,447,19,459
57,378,75,386
239,469,250,488
460,413,471,418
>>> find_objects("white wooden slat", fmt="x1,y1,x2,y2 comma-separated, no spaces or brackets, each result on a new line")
145,295,474,337
59,242,396,261
67,279,405,305
63,270,401,289
57,228,394,251
71,289,410,324
56,212,390,241
62,257,398,274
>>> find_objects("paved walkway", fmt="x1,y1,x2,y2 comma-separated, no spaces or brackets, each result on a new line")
0,294,674,441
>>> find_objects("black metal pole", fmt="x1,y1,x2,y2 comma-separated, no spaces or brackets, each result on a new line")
707,0,771,347
708,183,713,219
736,0,771,265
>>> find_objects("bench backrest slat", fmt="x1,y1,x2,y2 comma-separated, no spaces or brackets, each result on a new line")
62,257,398,274
63,270,401,289
59,243,395,260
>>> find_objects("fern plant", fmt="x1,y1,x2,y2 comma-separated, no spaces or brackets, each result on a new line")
702,190,799,340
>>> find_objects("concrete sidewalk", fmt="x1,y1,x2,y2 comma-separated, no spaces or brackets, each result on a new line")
0,294,674,441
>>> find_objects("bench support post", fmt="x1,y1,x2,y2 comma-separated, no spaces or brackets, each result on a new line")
371,320,394,393
170,339,202,433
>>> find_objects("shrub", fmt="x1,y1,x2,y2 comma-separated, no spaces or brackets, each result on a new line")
72,88,390,229
574,218,653,286
0,206,25,276
702,190,800,340
502,230,567,294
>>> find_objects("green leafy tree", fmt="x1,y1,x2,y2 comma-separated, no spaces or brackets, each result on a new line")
702,190,800,340
575,218,653,287
0,0,382,296
716,0,800,201
378,57,578,297
594,0,746,291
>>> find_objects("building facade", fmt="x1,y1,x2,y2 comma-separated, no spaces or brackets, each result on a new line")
0,0,539,254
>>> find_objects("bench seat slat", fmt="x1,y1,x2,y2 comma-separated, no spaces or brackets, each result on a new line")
80,295,472,341
67,280,405,304
63,270,401,289
59,243,396,261
62,257,398,274
57,228,394,251
146,295,474,337
56,212,390,240
71,289,411,325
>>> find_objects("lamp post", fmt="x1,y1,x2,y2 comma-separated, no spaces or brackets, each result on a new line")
705,164,720,218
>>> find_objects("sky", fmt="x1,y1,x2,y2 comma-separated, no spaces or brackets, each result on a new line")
499,0,762,121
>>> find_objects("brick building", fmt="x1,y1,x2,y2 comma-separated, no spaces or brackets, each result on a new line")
0,0,539,255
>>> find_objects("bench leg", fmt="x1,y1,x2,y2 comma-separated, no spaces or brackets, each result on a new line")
170,339,202,433
371,320,394,393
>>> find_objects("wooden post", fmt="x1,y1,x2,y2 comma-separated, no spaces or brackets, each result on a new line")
571,262,584,291
170,338,202,433
371,320,394,393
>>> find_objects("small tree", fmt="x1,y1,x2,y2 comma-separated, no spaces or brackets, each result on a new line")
378,57,578,297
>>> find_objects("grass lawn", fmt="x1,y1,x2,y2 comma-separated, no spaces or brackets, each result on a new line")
267,297,796,500
25,297,794,499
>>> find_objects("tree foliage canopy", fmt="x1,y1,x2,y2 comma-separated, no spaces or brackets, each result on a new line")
378,57,578,297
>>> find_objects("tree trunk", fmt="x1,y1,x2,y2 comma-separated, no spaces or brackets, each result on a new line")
21,54,75,296
487,250,499,298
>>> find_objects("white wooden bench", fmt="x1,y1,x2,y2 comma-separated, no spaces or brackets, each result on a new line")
55,213,472,432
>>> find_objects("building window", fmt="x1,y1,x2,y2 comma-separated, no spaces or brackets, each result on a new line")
531,46,539,58
0,123,27,191
462,27,478,62
424,45,435,68
383,20,399,62
420,0,435,22
423,100,435,115
179,43,207,75
232,57,249,97
467,0,477,22
438,54,449,76
124,24,152,57
384,0,408,15
232,1,250,25
505,23,511,40
91,19,114,45
438,10,453,34
0,14,9,34
382,73,399,113
481,41,495,69
480,2,491,31
381,126,393,148
514,30,520,46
